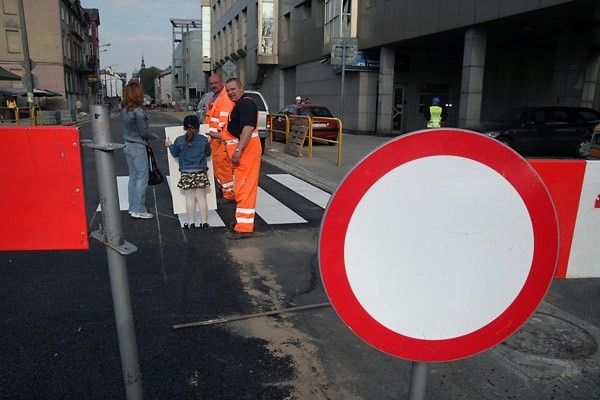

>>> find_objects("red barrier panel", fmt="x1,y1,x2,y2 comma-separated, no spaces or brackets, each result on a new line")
0,127,88,250
530,159,600,278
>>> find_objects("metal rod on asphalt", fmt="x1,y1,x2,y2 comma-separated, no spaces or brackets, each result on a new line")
173,302,331,330
90,105,144,400
407,361,428,400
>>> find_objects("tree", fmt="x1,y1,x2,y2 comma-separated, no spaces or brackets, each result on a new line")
139,67,159,99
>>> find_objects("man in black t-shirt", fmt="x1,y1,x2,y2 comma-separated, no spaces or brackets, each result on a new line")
221,78,261,239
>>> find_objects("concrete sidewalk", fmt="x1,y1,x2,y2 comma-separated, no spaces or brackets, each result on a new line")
262,135,391,193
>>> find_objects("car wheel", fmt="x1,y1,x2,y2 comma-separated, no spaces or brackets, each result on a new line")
497,137,512,148
575,140,591,158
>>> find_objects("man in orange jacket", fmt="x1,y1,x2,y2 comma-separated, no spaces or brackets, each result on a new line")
208,77,261,239
204,74,235,200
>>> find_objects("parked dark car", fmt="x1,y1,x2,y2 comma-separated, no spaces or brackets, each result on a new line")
469,106,600,158
272,104,339,142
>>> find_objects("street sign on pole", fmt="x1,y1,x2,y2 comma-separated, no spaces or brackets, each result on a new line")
330,37,357,66
319,129,559,362
222,60,236,77
330,37,357,128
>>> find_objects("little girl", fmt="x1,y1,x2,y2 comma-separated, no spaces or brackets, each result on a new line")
165,115,212,230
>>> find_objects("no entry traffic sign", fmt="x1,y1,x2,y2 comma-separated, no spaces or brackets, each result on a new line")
319,129,559,362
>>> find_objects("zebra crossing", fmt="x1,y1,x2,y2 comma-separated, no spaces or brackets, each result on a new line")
96,173,331,227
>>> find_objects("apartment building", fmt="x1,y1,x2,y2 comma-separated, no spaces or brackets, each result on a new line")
0,0,100,111
210,0,600,135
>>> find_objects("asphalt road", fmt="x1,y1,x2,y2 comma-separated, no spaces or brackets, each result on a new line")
1,111,600,399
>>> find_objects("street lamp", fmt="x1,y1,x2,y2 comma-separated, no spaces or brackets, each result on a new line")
99,43,111,48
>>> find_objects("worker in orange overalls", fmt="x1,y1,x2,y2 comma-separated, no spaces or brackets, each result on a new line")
204,74,236,200
208,77,260,239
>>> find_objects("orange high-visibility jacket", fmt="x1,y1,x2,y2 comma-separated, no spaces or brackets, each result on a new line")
222,96,261,233
205,87,235,199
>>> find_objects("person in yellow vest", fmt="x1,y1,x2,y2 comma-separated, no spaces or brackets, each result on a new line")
6,96,16,121
424,97,447,128
204,74,236,200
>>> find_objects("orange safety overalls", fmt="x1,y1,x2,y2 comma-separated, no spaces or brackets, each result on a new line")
222,96,261,233
205,87,235,199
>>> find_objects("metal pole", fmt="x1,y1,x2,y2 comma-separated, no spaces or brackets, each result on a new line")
88,105,144,400
17,0,36,126
340,38,346,125
407,361,428,400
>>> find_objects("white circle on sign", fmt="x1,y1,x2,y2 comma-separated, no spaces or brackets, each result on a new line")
345,155,533,340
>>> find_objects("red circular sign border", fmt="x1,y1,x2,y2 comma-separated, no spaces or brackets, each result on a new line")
319,129,559,362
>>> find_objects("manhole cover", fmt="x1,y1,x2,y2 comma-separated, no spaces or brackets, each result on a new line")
501,312,597,359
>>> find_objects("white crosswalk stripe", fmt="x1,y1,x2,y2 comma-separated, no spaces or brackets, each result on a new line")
266,174,331,208
256,187,307,224
96,174,328,228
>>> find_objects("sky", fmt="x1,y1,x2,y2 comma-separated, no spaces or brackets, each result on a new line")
82,0,201,77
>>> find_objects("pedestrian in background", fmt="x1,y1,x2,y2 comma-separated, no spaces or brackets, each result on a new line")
165,115,212,230
424,97,448,128
218,77,261,239
6,96,16,121
295,96,303,105
205,73,236,201
122,80,158,219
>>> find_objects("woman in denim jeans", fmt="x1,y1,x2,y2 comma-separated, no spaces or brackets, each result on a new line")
122,81,158,219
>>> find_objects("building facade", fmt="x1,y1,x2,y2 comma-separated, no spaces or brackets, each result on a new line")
155,66,173,107
171,18,207,105
0,0,100,112
210,0,600,135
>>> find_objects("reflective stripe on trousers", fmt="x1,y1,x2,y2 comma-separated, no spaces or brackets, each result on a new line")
210,139,235,199
225,136,261,233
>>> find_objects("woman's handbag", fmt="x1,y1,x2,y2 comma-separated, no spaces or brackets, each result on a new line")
147,145,164,185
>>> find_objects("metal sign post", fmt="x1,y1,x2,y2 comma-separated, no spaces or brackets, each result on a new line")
86,105,143,400
340,41,346,125
17,0,36,126
407,362,428,400
331,37,357,127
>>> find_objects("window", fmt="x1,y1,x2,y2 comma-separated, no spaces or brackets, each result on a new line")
241,9,247,48
3,0,18,15
324,0,356,44
283,13,290,42
6,30,20,53
302,1,311,20
259,0,274,55
233,15,239,49
202,6,211,59
314,0,324,28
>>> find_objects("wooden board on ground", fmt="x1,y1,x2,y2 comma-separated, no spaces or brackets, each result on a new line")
284,118,309,157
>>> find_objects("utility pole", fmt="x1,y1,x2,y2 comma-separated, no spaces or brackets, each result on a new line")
17,0,36,125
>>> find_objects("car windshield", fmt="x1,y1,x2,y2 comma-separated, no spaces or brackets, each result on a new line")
577,109,600,123
298,107,333,118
